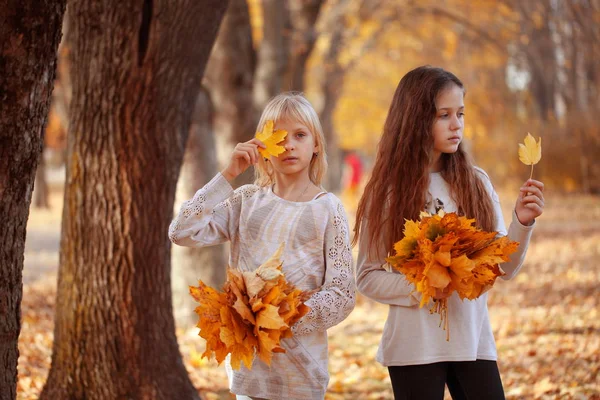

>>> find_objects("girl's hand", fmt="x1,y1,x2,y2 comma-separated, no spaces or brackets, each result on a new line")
515,179,545,226
221,139,266,183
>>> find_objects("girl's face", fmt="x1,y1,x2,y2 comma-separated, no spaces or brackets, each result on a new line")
269,118,318,178
432,84,465,159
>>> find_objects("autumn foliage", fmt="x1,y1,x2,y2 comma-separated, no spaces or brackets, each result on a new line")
189,244,311,370
386,211,519,339
255,120,288,158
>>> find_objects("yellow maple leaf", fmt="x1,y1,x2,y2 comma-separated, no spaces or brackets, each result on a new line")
256,120,288,158
518,133,542,179
255,242,285,280
256,304,288,330
256,329,280,365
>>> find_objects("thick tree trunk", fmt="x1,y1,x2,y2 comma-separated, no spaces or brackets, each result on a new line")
40,1,228,399
172,88,226,327
0,1,66,399
204,0,257,186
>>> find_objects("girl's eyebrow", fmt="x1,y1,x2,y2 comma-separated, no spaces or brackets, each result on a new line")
292,127,310,133
437,106,465,111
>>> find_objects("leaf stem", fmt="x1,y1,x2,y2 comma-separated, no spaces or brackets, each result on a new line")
529,164,534,181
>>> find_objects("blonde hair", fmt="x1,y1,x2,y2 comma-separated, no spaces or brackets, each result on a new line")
254,92,328,187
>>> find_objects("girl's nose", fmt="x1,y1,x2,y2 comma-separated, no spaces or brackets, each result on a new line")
284,140,295,150
450,116,462,130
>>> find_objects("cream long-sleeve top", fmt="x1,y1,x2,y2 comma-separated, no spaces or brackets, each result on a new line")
169,172,355,400
356,169,535,367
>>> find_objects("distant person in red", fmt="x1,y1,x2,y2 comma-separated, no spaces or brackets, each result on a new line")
342,151,363,196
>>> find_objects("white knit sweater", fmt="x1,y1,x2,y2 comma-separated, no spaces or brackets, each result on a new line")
169,172,356,400
356,169,535,366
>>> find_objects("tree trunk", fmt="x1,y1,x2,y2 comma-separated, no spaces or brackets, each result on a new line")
320,79,343,192
172,88,227,328
319,24,345,192
33,148,51,209
283,0,324,92
40,1,228,399
204,0,257,186
0,1,66,399
253,0,291,111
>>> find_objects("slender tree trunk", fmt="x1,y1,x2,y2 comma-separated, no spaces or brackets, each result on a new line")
0,1,66,399
204,0,257,186
320,79,343,192
33,148,50,209
172,88,226,327
283,0,324,92
319,24,345,192
40,1,228,399
253,0,291,110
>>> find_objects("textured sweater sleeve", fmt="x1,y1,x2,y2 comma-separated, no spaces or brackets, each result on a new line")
168,172,257,248
292,199,356,335
355,220,420,307
477,168,535,280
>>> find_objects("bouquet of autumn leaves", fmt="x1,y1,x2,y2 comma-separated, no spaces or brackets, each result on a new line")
386,211,519,340
189,244,311,370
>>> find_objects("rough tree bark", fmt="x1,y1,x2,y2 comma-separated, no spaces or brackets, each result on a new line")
40,1,228,399
0,1,66,399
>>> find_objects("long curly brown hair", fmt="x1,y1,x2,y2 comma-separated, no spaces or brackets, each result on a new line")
353,66,495,255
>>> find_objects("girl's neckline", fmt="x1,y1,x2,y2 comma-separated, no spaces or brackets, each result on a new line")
267,184,328,205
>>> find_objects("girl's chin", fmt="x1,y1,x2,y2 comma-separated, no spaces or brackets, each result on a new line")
443,146,460,154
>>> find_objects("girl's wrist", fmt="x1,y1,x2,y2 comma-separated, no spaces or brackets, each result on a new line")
514,209,534,226
221,168,236,183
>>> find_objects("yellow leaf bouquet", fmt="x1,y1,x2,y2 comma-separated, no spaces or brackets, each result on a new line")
189,244,311,370
386,211,519,340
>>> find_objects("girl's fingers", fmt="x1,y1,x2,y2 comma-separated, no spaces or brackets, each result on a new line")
527,179,545,190
233,149,252,165
236,145,256,164
522,195,544,207
525,203,543,214
520,186,544,200
523,179,545,193
249,138,267,148
253,147,261,163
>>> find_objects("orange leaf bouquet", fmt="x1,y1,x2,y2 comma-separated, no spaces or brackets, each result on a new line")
189,244,311,370
386,211,519,340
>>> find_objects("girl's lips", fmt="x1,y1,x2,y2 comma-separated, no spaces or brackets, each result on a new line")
282,157,298,162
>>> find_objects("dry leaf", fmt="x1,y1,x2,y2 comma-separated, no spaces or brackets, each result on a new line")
255,120,288,158
518,133,542,180
518,133,542,166
386,211,519,340
189,243,311,370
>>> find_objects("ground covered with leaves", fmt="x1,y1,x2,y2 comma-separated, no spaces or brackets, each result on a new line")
17,192,600,399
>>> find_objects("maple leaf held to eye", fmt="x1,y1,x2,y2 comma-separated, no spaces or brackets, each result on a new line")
518,133,542,179
255,120,288,158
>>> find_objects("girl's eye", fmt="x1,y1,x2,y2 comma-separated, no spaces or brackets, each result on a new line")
458,112,465,117
439,114,449,118
296,132,306,138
